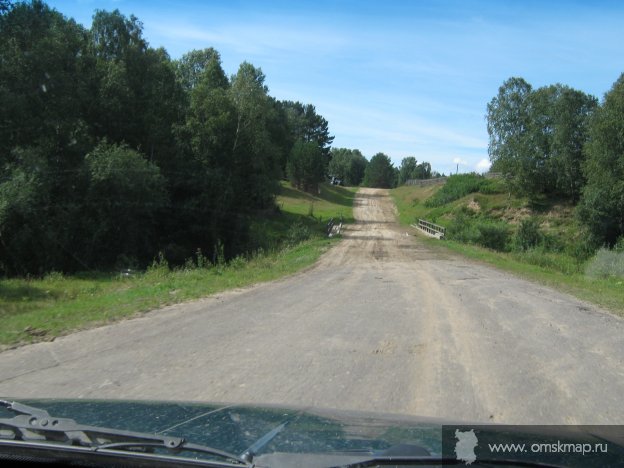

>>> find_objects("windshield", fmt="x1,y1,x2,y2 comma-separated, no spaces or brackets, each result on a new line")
1,1,624,467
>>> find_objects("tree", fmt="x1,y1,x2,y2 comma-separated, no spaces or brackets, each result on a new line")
487,77,597,200
82,142,168,267
348,150,368,186
398,157,418,185
577,74,624,247
363,153,395,188
287,139,325,192
0,148,51,275
89,9,183,165
282,101,334,165
0,1,95,274
175,52,238,260
537,85,596,200
229,62,281,209
175,48,224,92
414,161,432,179
486,77,534,195
0,0,93,161
328,148,368,185
0,1,13,14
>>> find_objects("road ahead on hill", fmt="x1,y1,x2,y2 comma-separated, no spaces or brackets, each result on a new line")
1,188,623,424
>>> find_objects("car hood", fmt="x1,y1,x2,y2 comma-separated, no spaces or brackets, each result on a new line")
2,399,624,467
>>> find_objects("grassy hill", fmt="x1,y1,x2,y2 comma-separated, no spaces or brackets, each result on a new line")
391,175,624,314
0,183,356,349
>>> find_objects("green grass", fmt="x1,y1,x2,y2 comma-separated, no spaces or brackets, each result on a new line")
391,183,624,315
1,182,356,349
424,173,502,207
277,181,357,223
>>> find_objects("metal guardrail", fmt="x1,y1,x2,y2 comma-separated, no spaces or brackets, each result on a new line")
327,218,335,236
411,218,445,239
327,215,343,237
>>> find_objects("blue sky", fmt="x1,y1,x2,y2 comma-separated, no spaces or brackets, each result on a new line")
48,0,624,174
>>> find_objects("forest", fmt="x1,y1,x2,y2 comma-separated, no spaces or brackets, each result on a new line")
0,1,341,275
0,1,445,276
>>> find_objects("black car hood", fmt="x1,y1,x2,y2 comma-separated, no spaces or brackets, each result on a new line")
2,398,624,467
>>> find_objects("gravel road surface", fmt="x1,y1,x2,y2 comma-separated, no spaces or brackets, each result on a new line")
1,188,623,424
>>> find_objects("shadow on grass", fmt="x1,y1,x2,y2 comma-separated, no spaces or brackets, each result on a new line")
318,184,356,208
279,182,356,209
0,283,60,302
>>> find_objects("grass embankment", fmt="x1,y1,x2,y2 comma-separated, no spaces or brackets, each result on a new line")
0,182,357,349
391,176,624,314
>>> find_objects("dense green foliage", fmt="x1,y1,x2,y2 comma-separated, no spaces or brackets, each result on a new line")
397,157,433,184
487,78,597,200
0,1,334,275
577,74,624,247
328,148,368,186
287,140,325,192
487,74,624,247
363,153,396,188
423,173,500,207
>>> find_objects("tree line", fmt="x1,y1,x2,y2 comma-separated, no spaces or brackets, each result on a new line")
0,1,443,276
487,74,624,247
0,1,333,275
328,151,439,189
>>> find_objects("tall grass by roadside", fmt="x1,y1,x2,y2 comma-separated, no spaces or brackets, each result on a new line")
585,248,624,278
424,173,504,207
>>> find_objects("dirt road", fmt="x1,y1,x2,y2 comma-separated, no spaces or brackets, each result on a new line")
1,188,623,424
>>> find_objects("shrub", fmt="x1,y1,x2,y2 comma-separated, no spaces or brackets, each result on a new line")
475,221,510,251
425,173,484,207
146,252,169,278
447,212,479,243
585,248,624,278
513,218,542,251
478,178,505,194
228,256,247,269
286,222,311,245
565,241,597,263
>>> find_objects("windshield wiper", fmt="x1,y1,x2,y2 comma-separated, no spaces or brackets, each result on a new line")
0,400,252,467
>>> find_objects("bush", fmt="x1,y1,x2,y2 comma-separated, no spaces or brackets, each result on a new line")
286,222,311,245
475,221,510,251
228,256,247,269
585,248,624,278
447,211,479,243
513,218,542,251
146,252,170,278
565,240,597,263
425,173,485,207
478,178,505,194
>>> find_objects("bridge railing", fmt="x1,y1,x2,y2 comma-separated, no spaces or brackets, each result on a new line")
411,218,446,239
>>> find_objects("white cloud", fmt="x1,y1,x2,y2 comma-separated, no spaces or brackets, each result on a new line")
476,158,492,173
